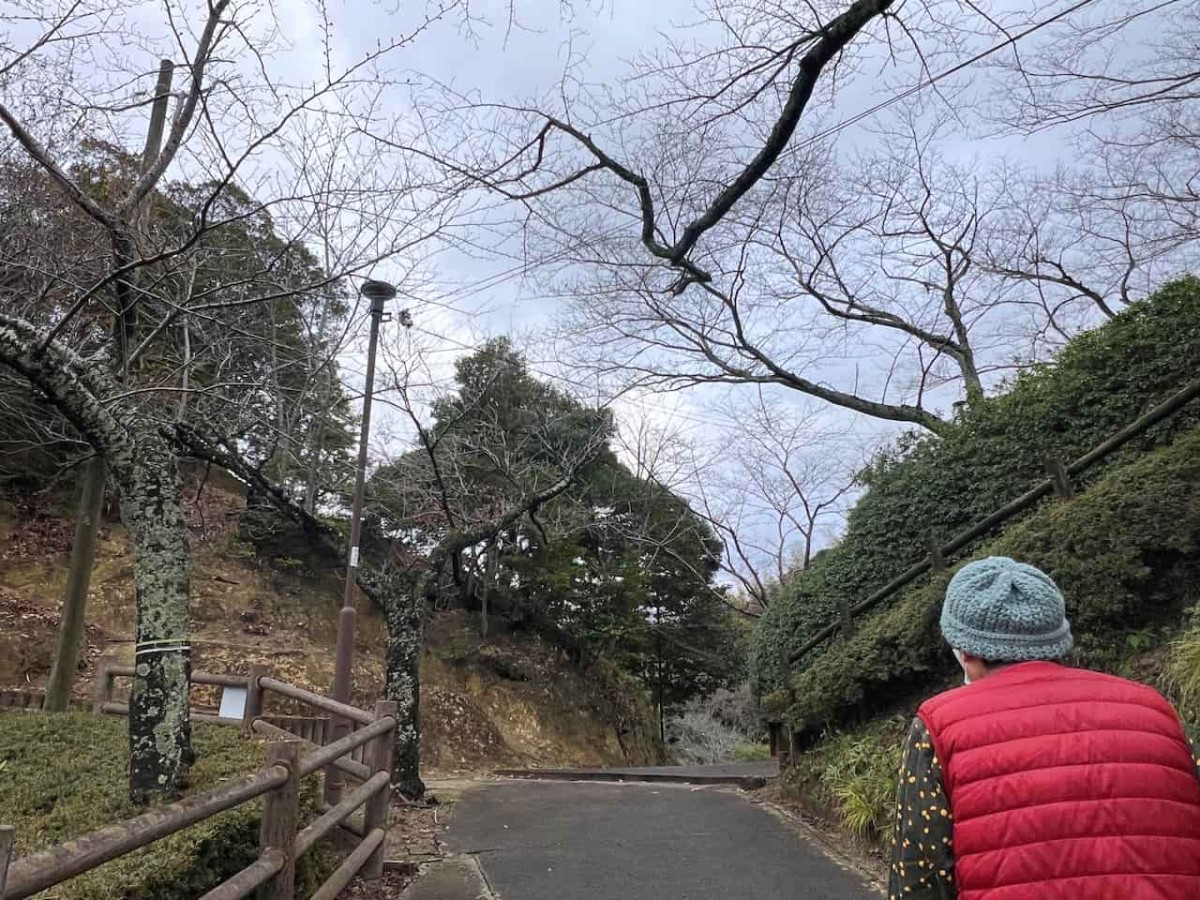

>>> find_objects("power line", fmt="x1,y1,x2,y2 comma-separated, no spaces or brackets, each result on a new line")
422,0,1115,317
797,0,1106,148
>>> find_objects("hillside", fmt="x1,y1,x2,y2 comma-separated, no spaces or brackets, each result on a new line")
748,280,1200,853
752,278,1200,726
0,476,663,775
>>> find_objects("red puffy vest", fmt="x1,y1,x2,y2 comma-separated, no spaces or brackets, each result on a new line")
918,661,1200,899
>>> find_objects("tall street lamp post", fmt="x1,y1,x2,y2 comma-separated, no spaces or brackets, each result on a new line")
327,278,394,802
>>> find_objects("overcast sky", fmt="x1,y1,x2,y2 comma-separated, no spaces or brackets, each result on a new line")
7,0,1182,584
273,0,1174,573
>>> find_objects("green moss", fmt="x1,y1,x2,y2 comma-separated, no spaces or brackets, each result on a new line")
0,712,336,900
784,423,1200,735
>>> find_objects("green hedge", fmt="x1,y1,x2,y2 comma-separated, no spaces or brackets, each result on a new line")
751,276,1200,699
780,423,1200,734
0,712,335,900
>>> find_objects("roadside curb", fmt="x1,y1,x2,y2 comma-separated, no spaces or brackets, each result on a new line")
749,795,887,897
494,767,772,790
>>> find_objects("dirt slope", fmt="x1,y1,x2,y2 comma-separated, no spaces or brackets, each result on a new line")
0,486,661,775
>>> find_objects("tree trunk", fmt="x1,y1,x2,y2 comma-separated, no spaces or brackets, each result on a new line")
359,565,426,800
111,436,193,802
480,541,497,639
0,313,193,801
44,454,108,711
384,585,426,799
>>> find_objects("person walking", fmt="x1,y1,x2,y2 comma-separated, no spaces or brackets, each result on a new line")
889,556,1200,899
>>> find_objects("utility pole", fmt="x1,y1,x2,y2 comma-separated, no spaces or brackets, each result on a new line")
45,59,175,712
327,279,393,803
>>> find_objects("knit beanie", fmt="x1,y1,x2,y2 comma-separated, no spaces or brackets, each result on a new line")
941,557,1074,662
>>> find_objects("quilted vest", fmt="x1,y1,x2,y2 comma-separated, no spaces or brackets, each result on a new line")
918,661,1200,900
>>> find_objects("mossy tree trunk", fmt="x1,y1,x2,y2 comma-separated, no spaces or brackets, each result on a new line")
358,565,426,799
0,314,192,801
385,584,426,800
113,433,193,801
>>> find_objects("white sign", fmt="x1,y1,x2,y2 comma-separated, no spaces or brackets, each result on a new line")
218,685,247,720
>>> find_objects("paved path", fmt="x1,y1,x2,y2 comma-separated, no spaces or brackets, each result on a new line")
495,761,778,789
420,780,879,900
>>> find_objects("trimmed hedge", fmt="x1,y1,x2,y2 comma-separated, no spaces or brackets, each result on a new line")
751,277,1200,699
778,423,1200,734
0,712,335,899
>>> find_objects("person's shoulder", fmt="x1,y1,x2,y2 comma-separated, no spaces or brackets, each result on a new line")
917,680,976,718
1071,665,1161,691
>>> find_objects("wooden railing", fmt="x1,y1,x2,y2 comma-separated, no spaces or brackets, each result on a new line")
0,688,86,711
786,376,1200,664
0,670,396,900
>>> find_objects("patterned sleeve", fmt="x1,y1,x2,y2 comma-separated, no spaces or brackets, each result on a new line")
888,717,956,900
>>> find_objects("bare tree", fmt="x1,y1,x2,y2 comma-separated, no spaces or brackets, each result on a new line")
403,0,1063,434
614,394,858,612
990,0,1199,303
694,402,856,609
288,331,608,796
0,0,462,798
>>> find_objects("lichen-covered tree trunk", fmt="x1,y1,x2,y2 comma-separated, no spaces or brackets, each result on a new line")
356,564,426,799
384,584,426,799
0,314,192,801
111,435,193,801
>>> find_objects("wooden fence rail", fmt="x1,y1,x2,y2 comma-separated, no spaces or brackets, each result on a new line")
786,376,1200,665
0,671,396,900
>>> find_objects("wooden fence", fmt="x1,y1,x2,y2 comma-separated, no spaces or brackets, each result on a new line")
787,376,1200,664
0,689,86,712
0,669,396,900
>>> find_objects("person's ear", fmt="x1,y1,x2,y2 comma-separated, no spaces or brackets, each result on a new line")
958,651,990,683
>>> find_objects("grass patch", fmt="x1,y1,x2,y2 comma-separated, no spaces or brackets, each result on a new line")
732,743,772,762
786,715,908,844
1163,609,1200,743
0,711,335,899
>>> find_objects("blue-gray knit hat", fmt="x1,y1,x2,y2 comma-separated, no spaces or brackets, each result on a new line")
941,557,1073,661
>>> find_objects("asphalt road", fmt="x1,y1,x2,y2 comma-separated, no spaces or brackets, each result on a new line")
440,780,880,900
495,761,779,789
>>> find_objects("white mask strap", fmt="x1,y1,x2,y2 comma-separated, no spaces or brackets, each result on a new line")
953,648,972,685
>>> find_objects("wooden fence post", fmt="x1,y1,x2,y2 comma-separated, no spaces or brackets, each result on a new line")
362,700,397,880
775,645,796,768
260,740,301,900
1,824,14,896
91,659,112,714
838,597,854,638
1044,456,1074,500
242,665,268,737
926,537,946,574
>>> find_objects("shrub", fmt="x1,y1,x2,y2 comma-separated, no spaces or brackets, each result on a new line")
783,423,1200,735
666,690,761,765
0,712,334,900
666,707,747,765
788,716,908,842
752,277,1200,698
